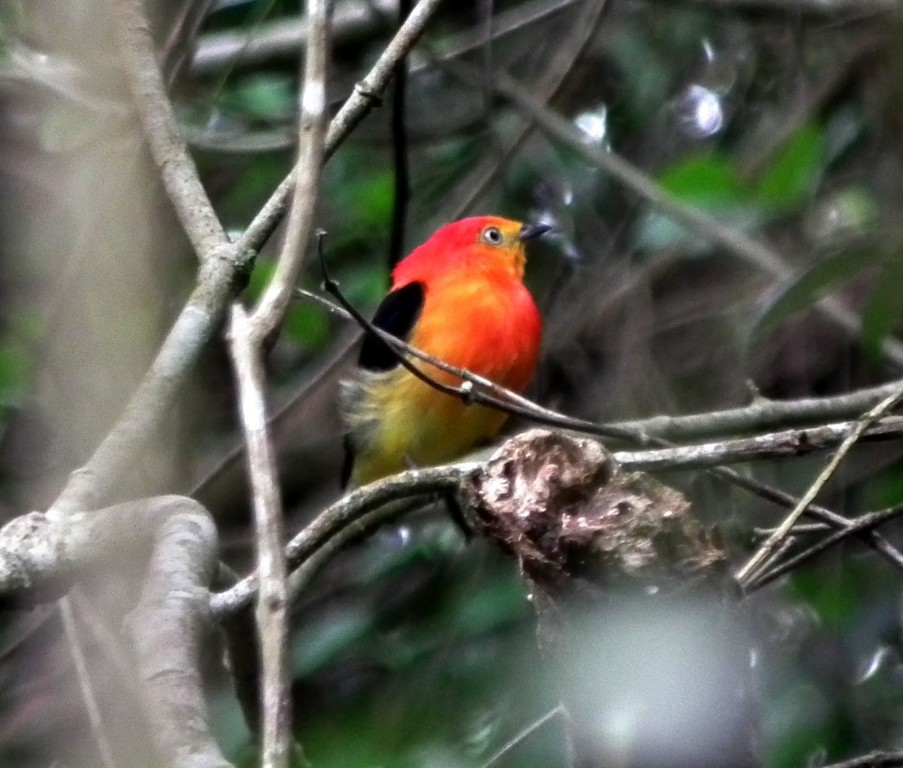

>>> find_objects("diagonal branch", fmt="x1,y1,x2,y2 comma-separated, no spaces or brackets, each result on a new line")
113,0,228,261
736,383,903,586
746,504,903,591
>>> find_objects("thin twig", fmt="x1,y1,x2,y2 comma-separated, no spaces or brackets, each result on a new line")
653,0,900,14
482,705,565,768
388,0,412,269
50,0,244,517
443,0,610,222
59,597,119,768
709,464,903,573
189,328,360,499
611,380,903,441
287,497,428,600
747,505,903,591
192,0,397,76
229,7,330,759
613,415,903,471
314,251,639,442
298,288,903,442
737,383,903,586
229,305,291,768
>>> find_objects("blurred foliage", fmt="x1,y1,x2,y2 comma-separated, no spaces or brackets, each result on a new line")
2,0,903,767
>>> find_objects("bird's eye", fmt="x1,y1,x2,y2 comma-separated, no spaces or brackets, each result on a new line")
482,226,503,245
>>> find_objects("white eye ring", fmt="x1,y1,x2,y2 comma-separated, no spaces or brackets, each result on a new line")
483,226,503,245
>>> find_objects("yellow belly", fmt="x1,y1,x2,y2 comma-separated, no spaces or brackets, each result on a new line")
348,367,508,487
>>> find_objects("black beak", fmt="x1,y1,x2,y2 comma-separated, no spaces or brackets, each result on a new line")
518,222,552,242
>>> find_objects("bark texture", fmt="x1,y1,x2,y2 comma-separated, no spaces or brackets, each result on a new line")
467,429,758,768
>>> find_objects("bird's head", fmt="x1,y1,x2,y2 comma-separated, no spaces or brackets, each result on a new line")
393,215,550,286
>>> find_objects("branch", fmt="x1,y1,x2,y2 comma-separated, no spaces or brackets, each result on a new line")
129,500,231,768
388,0,412,268
706,464,903,573
436,0,609,222
51,0,247,517
613,414,903,472
59,598,118,768
736,383,903,586
192,0,397,76
210,465,470,617
113,0,227,261
49,261,244,517
821,750,903,768
228,305,291,767
224,7,330,759
249,0,330,343
746,505,903,591
286,497,427,600
611,379,903,441
654,0,900,14
0,496,230,767
191,0,583,78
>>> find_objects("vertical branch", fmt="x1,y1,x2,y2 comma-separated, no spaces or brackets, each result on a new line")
228,5,331,763
250,0,330,343
228,305,291,768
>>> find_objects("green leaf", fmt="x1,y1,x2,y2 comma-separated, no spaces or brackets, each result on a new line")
755,123,825,211
658,152,746,209
861,254,903,364
0,344,29,407
224,73,294,122
638,153,755,252
283,301,329,349
751,243,886,342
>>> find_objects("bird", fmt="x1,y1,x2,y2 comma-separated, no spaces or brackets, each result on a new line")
339,215,549,488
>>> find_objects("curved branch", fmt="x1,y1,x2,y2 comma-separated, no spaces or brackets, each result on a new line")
0,496,230,767
129,500,230,768
210,465,470,617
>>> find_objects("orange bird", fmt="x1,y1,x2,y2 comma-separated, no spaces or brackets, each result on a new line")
340,215,549,488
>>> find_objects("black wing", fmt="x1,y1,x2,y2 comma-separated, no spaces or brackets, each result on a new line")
358,281,425,371
341,281,426,488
